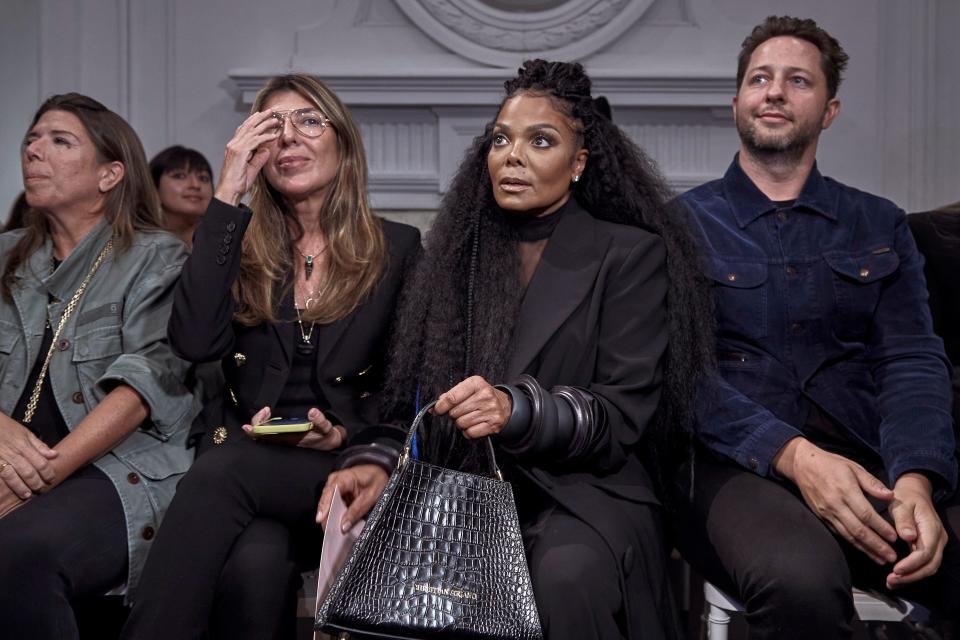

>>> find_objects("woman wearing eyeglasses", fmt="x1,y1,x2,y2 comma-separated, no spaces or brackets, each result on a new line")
122,74,420,640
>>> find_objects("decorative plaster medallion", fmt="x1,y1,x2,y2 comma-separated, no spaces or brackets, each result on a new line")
394,0,655,66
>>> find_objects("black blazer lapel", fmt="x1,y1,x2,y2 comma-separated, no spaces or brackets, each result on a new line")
312,307,359,373
507,204,611,378
255,276,296,409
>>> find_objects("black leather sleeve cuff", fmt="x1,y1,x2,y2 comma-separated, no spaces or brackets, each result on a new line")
334,443,401,475
494,384,531,445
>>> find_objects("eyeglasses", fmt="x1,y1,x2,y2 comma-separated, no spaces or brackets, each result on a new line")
271,108,331,138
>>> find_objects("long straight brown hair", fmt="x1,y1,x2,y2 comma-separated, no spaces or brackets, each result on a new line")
2,93,162,301
234,74,387,326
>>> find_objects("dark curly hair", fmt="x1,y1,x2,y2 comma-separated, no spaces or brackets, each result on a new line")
737,16,849,99
385,60,714,497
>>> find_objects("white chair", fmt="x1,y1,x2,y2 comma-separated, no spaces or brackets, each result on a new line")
702,580,914,639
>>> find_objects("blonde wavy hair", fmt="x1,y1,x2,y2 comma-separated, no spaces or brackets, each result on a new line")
234,74,387,326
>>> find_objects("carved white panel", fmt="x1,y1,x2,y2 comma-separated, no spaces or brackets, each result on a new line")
393,0,656,66
621,123,713,190
353,108,442,209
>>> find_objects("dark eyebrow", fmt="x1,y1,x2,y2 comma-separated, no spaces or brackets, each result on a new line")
749,64,814,76
491,123,562,134
49,129,81,141
525,123,561,134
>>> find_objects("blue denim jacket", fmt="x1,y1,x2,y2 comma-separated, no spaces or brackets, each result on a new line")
680,156,957,494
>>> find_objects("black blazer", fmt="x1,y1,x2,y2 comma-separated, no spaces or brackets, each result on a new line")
506,202,673,638
168,198,421,448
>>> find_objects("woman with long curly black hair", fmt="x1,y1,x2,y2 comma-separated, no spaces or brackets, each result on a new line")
320,60,714,639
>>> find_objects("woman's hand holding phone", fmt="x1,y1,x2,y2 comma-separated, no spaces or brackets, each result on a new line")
242,406,346,450
214,110,280,206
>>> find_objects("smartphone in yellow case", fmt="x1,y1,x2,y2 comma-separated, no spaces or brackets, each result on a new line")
251,417,313,435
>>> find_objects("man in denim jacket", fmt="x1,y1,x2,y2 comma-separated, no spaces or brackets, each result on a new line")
677,16,959,638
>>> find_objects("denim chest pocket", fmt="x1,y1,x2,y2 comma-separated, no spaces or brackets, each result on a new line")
0,329,20,382
706,257,769,340
823,248,900,339
71,324,123,404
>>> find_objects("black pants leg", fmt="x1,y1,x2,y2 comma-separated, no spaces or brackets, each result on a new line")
677,457,960,639
209,518,302,640
122,439,335,640
676,458,855,639
526,508,624,640
0,465,128,640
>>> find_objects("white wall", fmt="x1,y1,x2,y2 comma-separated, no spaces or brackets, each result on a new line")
0,0,41,213
2,0,958,222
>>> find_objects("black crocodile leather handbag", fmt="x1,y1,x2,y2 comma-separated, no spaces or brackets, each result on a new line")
315,400,543,640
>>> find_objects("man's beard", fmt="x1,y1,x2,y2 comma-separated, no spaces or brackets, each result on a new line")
736,109,822,165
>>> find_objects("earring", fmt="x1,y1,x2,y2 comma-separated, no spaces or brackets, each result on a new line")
572,175,581,183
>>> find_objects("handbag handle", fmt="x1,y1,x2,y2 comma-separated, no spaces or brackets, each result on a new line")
399,399,504,481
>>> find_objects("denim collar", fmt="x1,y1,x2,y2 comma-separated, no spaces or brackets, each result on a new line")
722,153,838,228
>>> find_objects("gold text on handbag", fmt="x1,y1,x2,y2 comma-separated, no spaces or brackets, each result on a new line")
413,583,479,601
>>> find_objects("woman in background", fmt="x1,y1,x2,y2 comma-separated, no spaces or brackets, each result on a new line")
149,145,213,248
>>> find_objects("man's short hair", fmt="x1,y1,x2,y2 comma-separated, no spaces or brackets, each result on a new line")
737,15,849,99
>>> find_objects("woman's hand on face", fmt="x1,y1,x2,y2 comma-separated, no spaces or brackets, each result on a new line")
433,376,511,439
296,408,347,451
316,463,389,533
0,413,58,500
214,111,280,206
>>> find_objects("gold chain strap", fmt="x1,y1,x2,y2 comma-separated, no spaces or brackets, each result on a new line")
22,239,114,424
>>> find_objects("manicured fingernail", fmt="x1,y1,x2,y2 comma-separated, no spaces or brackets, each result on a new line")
902,528,915,537
341,520,351,534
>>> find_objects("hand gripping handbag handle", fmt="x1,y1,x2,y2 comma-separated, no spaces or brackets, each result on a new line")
398,398,504,481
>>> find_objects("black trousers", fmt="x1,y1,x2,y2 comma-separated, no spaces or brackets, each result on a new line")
0,465,128,640
121,438,335,640
519,485,677,640
525,508,624,640
676,456,960,639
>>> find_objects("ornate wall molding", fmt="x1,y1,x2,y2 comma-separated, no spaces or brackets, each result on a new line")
393,0,654,66
230,71,733,108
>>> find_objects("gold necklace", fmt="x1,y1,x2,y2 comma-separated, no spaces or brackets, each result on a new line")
294,303,315,344
24,240,114,423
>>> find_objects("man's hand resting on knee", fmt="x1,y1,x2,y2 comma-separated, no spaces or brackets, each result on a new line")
773,437,898,565
887,472,947,589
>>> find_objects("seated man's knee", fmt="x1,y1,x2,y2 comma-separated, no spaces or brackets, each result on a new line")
745,544,852,628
